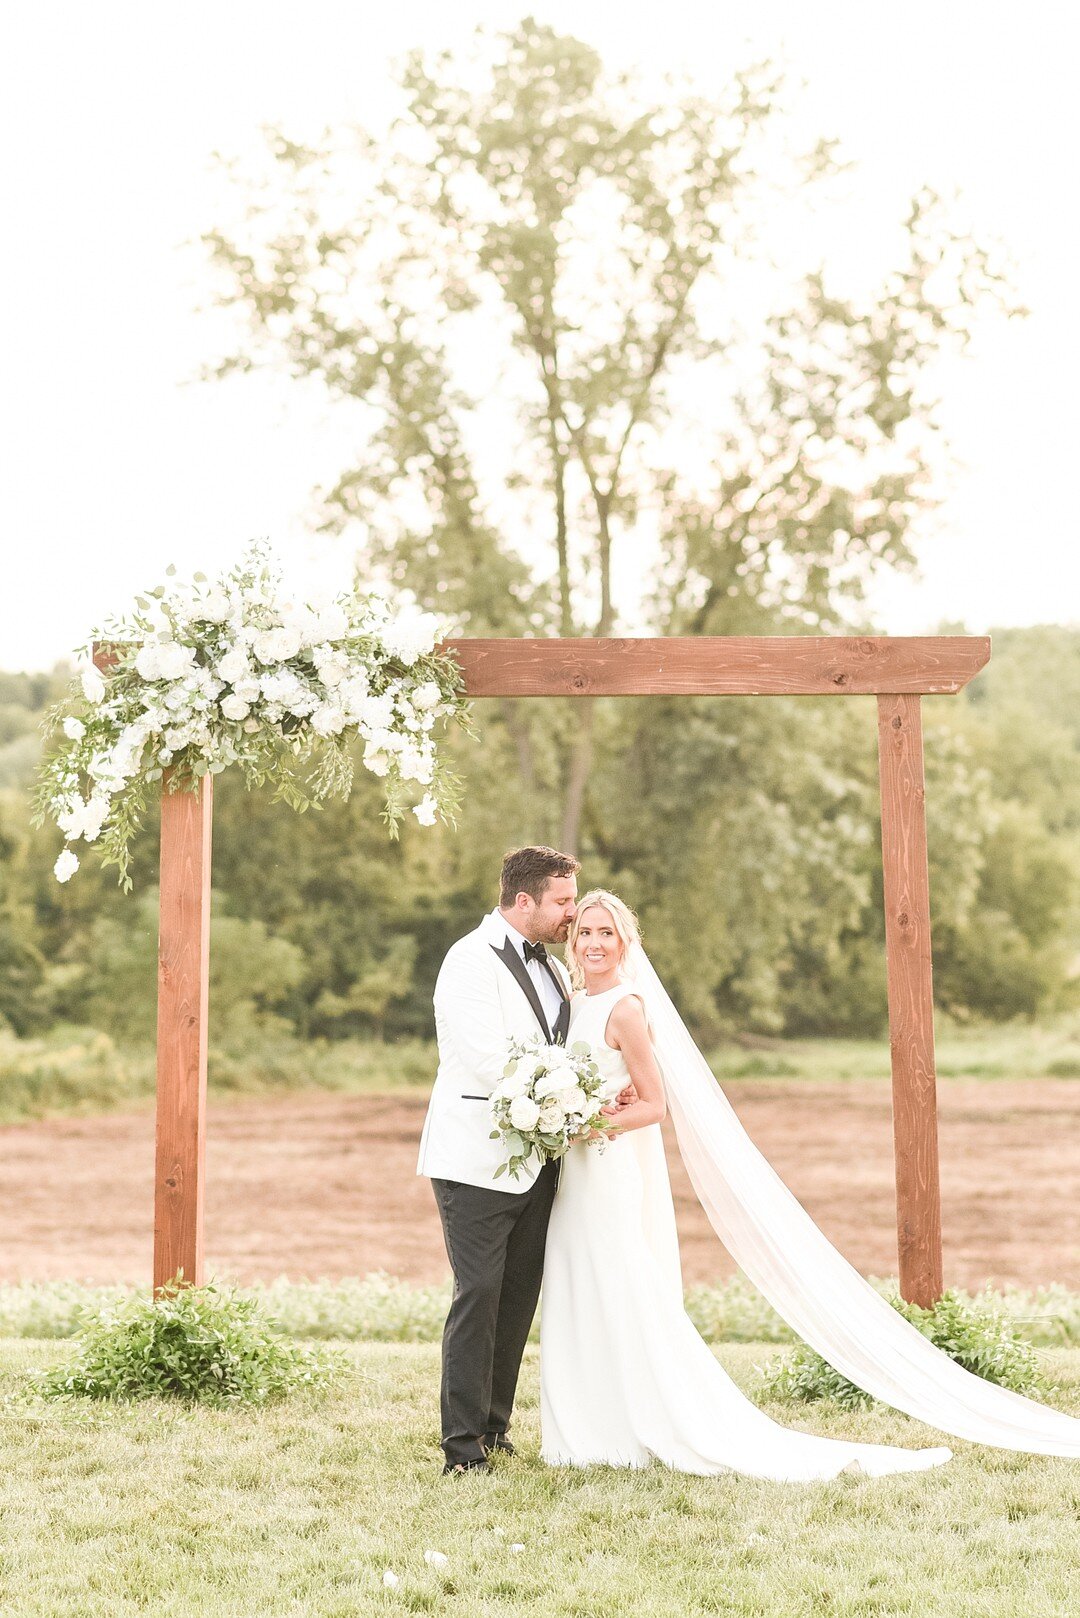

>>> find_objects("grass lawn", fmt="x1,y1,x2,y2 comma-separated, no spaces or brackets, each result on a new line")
1,1341,1078,1617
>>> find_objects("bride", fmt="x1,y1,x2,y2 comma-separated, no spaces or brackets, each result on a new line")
539,890,1080,1478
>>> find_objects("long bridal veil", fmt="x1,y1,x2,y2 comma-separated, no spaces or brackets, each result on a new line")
627,943,1080,1457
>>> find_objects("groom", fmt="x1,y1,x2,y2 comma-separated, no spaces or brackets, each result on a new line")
417,845,580,1473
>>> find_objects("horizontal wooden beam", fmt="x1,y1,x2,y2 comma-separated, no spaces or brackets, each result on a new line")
443,636,990,698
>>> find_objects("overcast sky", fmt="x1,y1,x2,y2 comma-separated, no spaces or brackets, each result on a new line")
2,1,1077,673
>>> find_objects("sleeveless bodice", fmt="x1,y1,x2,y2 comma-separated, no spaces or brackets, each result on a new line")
568,984,641,1100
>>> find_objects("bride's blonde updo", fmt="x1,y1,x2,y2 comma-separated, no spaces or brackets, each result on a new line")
565,889,642,991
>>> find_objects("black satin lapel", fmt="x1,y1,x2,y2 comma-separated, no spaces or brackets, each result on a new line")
490,942,553,1042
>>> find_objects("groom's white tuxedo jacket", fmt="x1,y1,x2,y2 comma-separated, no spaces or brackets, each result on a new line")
417,909,572,1193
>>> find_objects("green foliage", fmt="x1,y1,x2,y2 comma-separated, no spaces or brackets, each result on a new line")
31,1276,340,1405
762,1287,1054,1408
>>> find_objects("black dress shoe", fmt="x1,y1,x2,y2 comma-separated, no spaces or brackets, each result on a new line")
442,1457,493,1475
484,1434,515,1456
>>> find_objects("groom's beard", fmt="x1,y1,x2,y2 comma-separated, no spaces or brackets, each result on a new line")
536,920,571,946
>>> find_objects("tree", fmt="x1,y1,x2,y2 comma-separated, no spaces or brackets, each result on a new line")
201,17,1015,852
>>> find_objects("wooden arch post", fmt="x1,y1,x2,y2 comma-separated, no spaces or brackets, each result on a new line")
97,634,988,1305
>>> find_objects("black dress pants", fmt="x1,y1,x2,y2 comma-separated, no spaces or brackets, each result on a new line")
431,1161,559,1466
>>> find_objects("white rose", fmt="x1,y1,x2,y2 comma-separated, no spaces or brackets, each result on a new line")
80,796,110,843
232,680,261,704
361,694,396,731
81,666,106,704
400,746,435,785
62,716,85,740
311,703,347,736
538,1099,566,1133
243,718,261,733
412,793,438,826
412,680,442,711
534,1070,568,1100
380,608,440,666
508,1095,541,1133
494,1071,530,1101
194,590,231,623
221,695,250,721
216,648,251,685
54,848,79,883
558,1085,588,1116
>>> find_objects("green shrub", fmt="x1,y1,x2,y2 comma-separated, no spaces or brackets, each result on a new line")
31,1276,340,1405
762,1287,1053,1409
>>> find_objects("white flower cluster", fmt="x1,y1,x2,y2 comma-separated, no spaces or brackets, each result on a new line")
489,1036,605,1180
38,544,464,885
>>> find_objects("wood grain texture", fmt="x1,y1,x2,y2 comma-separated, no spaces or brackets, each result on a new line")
154,773,213,1294
444,636,990,697
877,693,944,1306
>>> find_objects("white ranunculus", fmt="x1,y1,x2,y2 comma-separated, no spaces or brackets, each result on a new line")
54,848,79,882
221,694,250,721
412,792,438,826
81,666,106,704
508,1095,541,1133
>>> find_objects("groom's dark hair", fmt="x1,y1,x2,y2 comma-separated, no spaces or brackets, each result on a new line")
500,845,580,907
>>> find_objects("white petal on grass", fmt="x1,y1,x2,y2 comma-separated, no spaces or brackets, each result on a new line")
382,1568,400,1588
423,1550,449,1566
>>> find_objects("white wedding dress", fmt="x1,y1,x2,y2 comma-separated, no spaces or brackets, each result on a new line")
540,983,954,1480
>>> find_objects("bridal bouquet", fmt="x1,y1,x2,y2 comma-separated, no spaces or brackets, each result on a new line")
489,1036,607,1180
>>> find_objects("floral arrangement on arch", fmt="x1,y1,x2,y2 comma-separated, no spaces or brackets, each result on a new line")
32,543,469,889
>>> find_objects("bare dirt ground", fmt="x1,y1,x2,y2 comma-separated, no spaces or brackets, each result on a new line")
1,1081,1077,1291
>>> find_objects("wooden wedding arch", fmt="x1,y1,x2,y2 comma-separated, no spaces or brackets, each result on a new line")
93,633,990,1309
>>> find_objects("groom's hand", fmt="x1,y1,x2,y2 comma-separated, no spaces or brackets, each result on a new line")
610,1084,638,1111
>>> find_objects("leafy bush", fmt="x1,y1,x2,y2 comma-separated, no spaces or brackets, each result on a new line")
762,1287,1054,1409
31,1276,340,1405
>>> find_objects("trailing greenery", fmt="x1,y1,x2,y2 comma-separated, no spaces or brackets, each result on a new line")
28,1276,341,1405
4,1274,1079,1351
763,1288,1055,1409
2,1339,1079,1617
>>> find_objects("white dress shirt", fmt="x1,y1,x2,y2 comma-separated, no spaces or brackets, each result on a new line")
500,918,566,1033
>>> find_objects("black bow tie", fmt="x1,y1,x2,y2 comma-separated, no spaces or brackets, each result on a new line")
523,940,549,964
